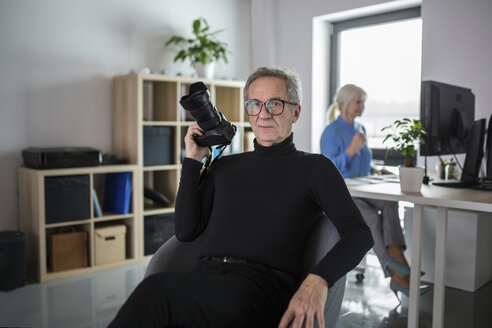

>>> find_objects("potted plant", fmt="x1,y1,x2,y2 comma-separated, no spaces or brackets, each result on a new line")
382,118,427,192
165,17,229,79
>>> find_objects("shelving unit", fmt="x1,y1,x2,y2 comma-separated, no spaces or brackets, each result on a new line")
17,74,248,282
113,73,247,258
18,165,139,282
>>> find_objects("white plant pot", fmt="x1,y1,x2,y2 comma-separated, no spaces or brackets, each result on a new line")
399,166,425,193
193,62,215,79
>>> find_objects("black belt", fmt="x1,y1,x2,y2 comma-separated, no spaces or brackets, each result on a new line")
202,256,296,286
203,256,248,264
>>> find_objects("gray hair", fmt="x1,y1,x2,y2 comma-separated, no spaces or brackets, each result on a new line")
243,67,302,104
327,84,367,124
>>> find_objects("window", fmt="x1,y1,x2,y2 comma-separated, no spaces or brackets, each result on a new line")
329,7,422,149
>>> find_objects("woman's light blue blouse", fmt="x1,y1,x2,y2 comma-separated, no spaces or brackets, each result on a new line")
320,116,372,178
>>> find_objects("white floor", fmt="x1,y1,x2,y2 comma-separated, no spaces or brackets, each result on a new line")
1,256,491,328
0,262,147,328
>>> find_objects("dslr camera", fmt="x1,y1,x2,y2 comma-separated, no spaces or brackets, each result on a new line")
180,82,236,147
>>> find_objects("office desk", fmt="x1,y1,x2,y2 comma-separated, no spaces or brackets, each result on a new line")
345,180,492,328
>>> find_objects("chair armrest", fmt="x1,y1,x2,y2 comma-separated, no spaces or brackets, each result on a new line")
144,236,201,278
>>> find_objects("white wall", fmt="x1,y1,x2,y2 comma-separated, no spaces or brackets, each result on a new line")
252,0,492,159
421,0,492,171
421,0,492,122
0,0,251,230
3,0,491,230
252,0,390,152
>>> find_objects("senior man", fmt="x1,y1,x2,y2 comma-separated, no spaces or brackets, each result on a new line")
109,67,373,328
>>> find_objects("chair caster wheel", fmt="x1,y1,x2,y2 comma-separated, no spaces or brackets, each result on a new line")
355,273,364,283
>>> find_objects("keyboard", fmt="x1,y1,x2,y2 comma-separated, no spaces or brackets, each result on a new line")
365,174,400,183
473,178,492,190
346,174,400,185
432,180,474,188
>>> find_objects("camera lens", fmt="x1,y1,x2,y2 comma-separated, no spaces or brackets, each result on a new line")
180,82,221,131
179,82,236,147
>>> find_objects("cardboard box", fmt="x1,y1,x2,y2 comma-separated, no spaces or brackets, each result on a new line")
50,231,88,272
95,225,126,265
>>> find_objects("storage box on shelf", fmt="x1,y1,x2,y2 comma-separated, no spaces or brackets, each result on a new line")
95,224,127,265
113,74,247,258
18,164,139,282
49,230,88,272
144,212,175,256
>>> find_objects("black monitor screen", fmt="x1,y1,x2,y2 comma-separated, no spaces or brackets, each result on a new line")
461,119,485,183
486,114,492,179
420,80,475,156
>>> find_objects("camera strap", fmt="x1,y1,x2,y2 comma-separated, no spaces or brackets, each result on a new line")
199,144,228,184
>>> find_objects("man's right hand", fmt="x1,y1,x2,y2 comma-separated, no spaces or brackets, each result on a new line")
185,123,210,162
278,274,328,328
346,132,366,158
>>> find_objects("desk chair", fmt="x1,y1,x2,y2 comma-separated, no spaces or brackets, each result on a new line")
145,214,346,328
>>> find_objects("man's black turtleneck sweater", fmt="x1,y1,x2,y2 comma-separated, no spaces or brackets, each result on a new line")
175,134,373,287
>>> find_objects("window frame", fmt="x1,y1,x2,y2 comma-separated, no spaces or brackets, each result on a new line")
329,7,421,102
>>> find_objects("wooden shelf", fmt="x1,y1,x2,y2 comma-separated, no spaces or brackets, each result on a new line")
18,165,139,282
113,74,246,258
18,74,247,282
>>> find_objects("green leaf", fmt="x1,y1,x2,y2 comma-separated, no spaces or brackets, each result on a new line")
165,36,185,46
193,18,201,35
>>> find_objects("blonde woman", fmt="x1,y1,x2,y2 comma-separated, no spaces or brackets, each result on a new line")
320,84,430,300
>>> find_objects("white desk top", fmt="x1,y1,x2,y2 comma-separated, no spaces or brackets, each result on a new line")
346,175,492,328
345,178,492,213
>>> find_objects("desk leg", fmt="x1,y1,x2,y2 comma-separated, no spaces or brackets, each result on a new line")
408,204,422,328
432,207,448,328
408,204,423,328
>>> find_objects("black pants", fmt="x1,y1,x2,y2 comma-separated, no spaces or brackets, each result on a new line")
108,260,296,328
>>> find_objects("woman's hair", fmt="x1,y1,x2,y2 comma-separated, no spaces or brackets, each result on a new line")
326,84,367,124
244,67,302,104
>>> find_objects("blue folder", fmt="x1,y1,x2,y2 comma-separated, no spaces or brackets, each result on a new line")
104,172,132,214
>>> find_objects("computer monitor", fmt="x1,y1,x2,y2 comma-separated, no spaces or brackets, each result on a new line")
371,148,415,167
473,114,492,190
485,115,492,179
433,119,485,188
460,119,486,183
420,81,475,156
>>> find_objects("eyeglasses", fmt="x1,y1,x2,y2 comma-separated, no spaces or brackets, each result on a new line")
244,98,298,116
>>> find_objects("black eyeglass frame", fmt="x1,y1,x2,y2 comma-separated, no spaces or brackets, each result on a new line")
244,98,299,116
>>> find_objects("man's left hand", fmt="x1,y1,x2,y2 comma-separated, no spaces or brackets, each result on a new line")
278,274,328,328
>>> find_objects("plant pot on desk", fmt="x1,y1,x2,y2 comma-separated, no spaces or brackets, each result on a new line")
399,166,425,193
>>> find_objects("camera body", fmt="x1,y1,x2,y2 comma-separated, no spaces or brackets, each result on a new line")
180,82,236,147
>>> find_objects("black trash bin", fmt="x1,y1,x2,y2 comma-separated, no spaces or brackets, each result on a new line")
0,231,26,290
